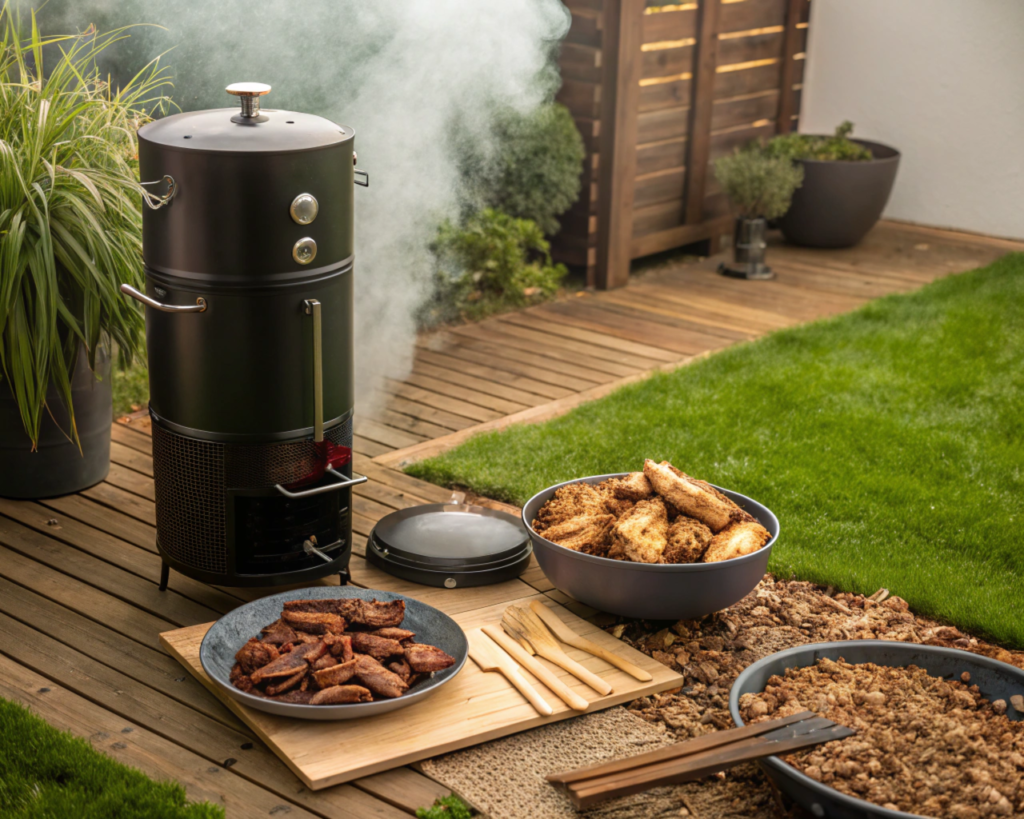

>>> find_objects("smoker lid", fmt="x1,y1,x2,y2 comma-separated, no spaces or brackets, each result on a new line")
368,504,532,588
139,108,352,153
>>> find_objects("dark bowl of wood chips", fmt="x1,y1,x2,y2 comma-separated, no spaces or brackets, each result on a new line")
201,587,468,720
729,640,1024,819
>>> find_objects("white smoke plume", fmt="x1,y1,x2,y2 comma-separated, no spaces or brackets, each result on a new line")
39,0,570,413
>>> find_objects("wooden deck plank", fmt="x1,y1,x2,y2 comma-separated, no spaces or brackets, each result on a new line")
413,348,576,400
353,769,452,816
109,440,153,476
430,335,613,387
382,379,505,424
41,493,157,552
353,434,394,458
410,360,550,408
379,396,480,433
353,419,428,450
397,371,531,415
0,614,409,819
0,656,327,819
499,309,681,362
111,421,155,454
83,481,155,525
0,576,238,727
105,460,156,501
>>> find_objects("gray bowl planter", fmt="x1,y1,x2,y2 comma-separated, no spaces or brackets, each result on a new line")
779,138,900,249
522,474,778,621
0,344,111,499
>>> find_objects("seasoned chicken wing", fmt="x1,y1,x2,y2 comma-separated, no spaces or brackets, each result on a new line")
371,627,415,642
661,516,713,564
607,471,654,501
540,513,615,556
703,520,771,563
313,658,359,688
532,482,609,532
265,668,307,696
609,497,669,563
643,459,739,532
350,633,404,661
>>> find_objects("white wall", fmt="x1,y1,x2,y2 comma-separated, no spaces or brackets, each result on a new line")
801,0,1024,240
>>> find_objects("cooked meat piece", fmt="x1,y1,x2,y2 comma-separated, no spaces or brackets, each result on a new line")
703,520,771,563
229,664,255,693
609,497,669,563
323,633,353,661
532,482,609,532
350,632,404,661
541,513,615,556
283,598,348,616
660,462,756,524
266,668,307,696
260,623,298,646
607,471,654,501
354,655,409,698
270,689,314,704
407,673,425,688
643,460,739,532
313,658,359,688
292,631,326,644
662,516,713,564
342,598,406,628
249,640,327,683
234,638,280,674
388,658,412,683
405,643,457,673
598,487,634,518
281,610,347,635
371,627,415,642
312,655,338,671
310,685,373,705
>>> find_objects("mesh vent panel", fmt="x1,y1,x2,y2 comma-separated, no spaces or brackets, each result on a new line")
152,422,227,573
225,419,353,488
152,418,353,579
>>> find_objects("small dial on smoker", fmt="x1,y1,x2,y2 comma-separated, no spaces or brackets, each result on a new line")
292,237,317,265
289,193,318,225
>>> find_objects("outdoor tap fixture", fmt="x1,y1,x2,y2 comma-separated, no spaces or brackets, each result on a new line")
130,81,366,592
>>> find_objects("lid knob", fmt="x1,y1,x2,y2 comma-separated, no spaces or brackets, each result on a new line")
226,82,271,119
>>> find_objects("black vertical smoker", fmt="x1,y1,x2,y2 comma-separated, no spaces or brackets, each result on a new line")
123,83,368,590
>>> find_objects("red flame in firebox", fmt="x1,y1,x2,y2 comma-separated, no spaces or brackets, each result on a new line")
284,442,352,490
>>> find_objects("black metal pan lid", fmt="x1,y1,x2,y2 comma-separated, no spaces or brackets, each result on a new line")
367,504,532,589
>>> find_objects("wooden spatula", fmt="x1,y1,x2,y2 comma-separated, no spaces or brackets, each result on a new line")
529,601,652,682
503,606,613,696
468,632,553,716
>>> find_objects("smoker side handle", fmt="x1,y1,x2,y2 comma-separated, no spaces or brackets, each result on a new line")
121,284,207,313
274,468,367,499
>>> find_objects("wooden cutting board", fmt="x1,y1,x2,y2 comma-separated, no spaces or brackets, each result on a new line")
161,592,682,790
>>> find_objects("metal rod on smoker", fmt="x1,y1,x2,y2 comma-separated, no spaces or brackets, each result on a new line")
304,299,324,442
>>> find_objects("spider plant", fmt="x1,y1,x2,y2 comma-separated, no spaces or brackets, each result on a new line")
0,6,172,449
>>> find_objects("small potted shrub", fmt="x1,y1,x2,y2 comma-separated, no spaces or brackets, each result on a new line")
764,121,900,248
0,14,170,498
713,149,803,280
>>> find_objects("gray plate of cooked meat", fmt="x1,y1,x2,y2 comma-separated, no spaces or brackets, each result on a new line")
200,587,468,720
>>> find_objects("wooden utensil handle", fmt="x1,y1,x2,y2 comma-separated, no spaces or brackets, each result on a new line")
538,647,612,696
482,626,589,712
503,665,554,716
530,602,652,682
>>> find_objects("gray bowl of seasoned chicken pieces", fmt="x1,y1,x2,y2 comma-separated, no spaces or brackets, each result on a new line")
522,471,778,620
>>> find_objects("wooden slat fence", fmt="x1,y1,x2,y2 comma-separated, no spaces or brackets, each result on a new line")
554,0,810,288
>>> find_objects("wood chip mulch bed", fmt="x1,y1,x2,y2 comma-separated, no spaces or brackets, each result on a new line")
607,575,1024,818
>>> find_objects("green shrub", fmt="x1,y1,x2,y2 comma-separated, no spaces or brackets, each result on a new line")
415,794,472,819
420,208,567,326
458,102,585,235
714,150,804,220
764,121,874,162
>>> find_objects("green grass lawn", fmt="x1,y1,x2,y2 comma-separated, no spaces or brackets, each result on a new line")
409,254,1024,647
0,698,223,818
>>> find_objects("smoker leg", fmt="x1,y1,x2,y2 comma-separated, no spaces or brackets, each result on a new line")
338,567,350,587
159,561,170,592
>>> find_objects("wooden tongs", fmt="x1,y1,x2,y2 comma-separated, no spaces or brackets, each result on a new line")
547,710,855,809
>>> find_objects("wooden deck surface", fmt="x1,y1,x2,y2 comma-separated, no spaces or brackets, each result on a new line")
0,221,1019,817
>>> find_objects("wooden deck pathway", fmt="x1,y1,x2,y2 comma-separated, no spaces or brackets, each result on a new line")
0,221,1019,817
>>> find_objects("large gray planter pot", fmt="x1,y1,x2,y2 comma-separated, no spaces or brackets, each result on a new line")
779,138,900,248
0,344,112,499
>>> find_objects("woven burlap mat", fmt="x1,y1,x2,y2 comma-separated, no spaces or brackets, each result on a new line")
419,707,774,819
